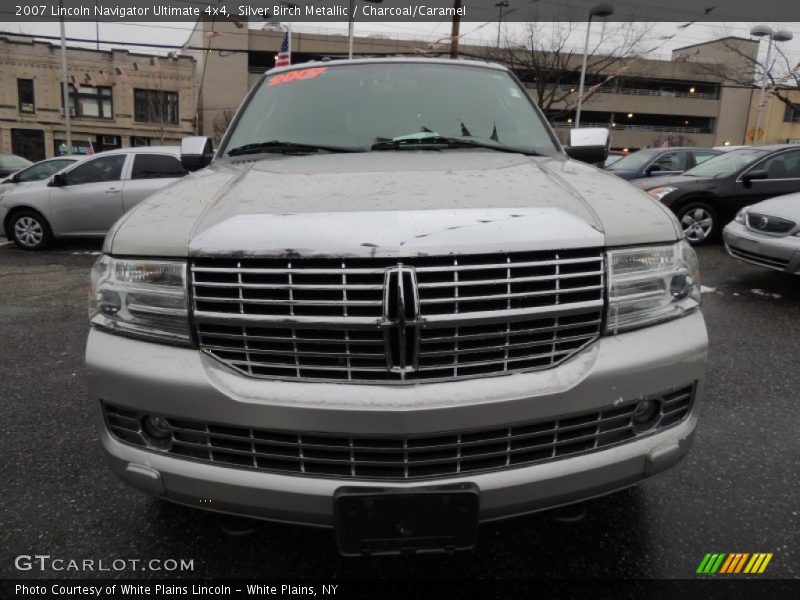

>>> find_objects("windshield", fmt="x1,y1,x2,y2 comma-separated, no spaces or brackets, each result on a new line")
682,148,769,178
606,150,658,171
222,63,558,156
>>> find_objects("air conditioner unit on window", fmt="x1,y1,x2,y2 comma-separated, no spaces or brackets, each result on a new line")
101,136,118,145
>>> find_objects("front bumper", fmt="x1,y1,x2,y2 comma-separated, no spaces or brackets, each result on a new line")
723,221,800,274
87,311,707,527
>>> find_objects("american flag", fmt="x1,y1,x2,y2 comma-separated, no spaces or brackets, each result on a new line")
275,30,291,68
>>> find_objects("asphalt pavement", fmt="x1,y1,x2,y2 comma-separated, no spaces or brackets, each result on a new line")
1,236,798,579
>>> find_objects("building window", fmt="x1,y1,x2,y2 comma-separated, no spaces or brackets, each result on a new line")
61,86,113,119
134,89,179,124
18,79,35,113
784,103,800,124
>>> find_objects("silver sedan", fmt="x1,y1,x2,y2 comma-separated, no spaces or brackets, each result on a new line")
723,193,800,274
0,146,186,250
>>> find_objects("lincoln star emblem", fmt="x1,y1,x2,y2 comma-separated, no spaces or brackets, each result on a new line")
381,264,423,373
758,216,769,229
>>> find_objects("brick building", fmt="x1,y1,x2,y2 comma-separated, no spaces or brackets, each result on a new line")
0,35,196,161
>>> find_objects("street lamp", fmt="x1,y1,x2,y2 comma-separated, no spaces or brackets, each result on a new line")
750,25,793,145
575,3,614,128
495,1,510,48
348,0,383,59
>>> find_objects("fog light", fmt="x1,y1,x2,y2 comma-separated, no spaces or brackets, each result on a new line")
670,274,693,300
143,415,172,440
632,398,660,427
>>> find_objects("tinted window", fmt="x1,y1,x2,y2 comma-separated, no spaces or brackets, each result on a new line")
224,63,558,156
131,154,187,179
692,151,719,165
17,159,76,183
758,150,800,179
606,150,658,171
65,154,125,185
683,148,770,178
653,151,687,171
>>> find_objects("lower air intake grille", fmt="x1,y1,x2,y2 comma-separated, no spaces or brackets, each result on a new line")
103,384,694,481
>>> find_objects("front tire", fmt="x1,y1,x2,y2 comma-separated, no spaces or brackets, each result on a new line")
676,202,717,245
10,210,53,250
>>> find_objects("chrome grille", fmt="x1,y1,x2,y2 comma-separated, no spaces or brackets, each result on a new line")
191,250,605,383
102,384,695,481
727,245,790,271
746,213,796,234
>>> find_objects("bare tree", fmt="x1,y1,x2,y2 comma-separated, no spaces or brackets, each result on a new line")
484,18,654,120
692,38,800,113
649,133,697,148
212,110,235,145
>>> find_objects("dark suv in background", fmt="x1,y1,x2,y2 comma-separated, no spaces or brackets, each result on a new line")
606,147,721,180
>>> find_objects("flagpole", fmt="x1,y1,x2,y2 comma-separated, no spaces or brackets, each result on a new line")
59,0,72,155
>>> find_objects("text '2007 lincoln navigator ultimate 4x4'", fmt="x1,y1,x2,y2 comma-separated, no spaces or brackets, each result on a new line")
87,59,707,555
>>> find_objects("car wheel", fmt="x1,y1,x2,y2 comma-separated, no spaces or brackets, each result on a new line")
677,202,717,245
10,210,53,250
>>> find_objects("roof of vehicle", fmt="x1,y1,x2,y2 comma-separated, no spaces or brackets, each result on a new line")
727,144,799,152
102,146,180,155
636,147,720,153
266,57,510,76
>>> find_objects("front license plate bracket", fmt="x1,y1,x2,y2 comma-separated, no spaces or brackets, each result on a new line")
333,482,480,556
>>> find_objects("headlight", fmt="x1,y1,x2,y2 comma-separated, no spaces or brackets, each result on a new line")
89,255,191,345
606,241,701,334
735,208,748,223
646,186,677,201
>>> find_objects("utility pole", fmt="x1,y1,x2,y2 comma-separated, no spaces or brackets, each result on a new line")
59,0,72,154
450,0,461,59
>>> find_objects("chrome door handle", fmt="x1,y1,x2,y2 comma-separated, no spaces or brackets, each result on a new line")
105,187,121,194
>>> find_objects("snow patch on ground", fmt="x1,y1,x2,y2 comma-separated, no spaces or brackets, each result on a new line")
700,285,717,294
70,251,101,255
751,289,782,299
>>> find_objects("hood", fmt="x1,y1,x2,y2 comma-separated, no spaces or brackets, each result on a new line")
107,151,680,257
746,192,800,220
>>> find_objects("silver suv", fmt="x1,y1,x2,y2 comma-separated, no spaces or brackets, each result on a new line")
87,59,707,555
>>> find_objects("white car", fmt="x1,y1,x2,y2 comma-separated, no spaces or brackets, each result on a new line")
0,147,186,250
723,193,800,274
0,156,80,196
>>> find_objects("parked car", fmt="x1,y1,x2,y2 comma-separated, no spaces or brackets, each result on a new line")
0,147,186,249
87,59,706,556
0,154,33,178
0,156,80,196
606,147,721,180
632,145,800,244
723,192,800,274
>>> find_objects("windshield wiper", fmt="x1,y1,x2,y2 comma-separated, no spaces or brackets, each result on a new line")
227,140,360,157
371,135,535,155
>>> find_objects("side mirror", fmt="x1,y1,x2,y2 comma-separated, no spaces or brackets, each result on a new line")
645,163,663,176
564,128,610,165
742,169,768,188
181,136,214,172
49,173,66,187
10,172,22,183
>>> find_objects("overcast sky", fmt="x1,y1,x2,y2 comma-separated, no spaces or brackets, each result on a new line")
4,19,800,68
